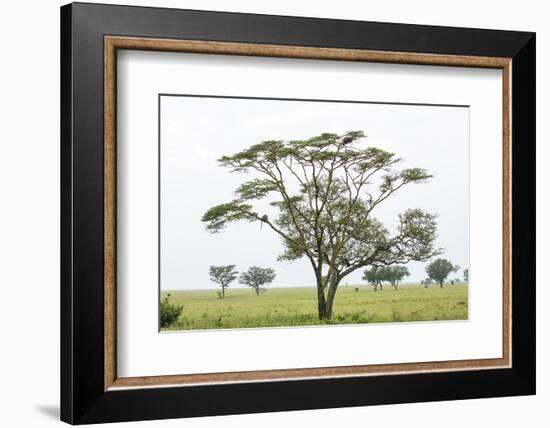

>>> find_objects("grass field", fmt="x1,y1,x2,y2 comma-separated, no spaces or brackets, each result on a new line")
161,284,468,331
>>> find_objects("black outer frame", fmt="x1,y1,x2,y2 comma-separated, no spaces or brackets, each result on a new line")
60,2,535,424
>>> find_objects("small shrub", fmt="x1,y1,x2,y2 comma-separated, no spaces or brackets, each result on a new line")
160,294,184,328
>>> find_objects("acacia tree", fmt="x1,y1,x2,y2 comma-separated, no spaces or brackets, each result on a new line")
425,258,459,287
209,265,238,299
363,267,384,291
239,266,276,295
363,265,409,290
202,131,440,320
383,265,410,290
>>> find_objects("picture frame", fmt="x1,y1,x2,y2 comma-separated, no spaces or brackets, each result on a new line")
60,2,535,424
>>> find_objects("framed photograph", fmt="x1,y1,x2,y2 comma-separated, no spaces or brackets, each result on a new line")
61,2,535,424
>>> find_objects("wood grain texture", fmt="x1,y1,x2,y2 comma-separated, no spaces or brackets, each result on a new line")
103,36,512,390
111,357,508,389
104,37,117,391
106,36,510,68
502,62,512,366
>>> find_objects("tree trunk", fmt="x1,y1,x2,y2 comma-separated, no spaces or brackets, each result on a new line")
439,280,443,288
323,274,340,321
317,279,328,320
222,285,225,298
255,286,260,296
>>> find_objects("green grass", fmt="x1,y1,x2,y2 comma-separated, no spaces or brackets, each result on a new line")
161,284,468,331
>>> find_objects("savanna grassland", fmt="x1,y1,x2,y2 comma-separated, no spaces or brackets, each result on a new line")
161,284,468,331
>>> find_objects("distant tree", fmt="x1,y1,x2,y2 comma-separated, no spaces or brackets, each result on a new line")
364,265,409,290
363,267,384,291
426,259,459,287
422,278,433,287
239,266,276,295
463,268,469,283
209,265,238,299
383,266,410,290
160,293,184,328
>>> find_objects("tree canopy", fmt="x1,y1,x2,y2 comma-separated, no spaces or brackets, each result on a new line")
383,265,409,289
363,266,385,291
363,265,409,290
425,258,459,287
209,265,238,298
239,266,276,295
202,131,440,319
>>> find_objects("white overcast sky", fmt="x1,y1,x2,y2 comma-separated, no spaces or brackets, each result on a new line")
160,96,469,290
